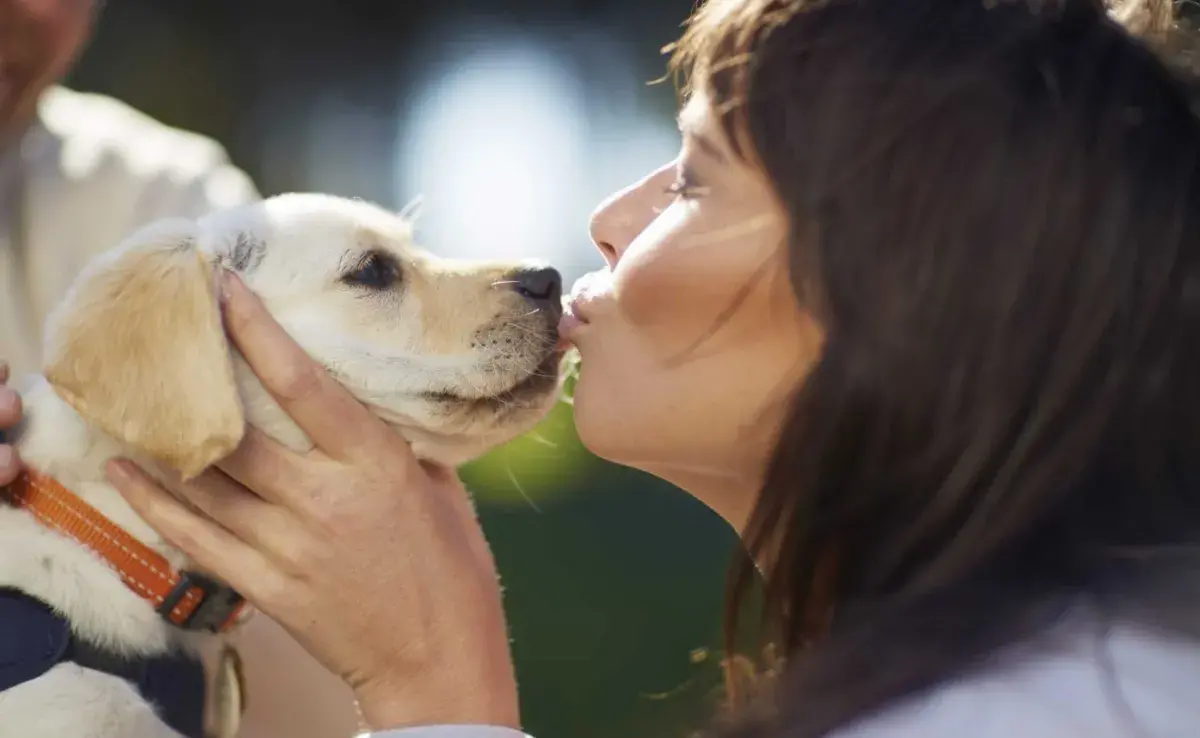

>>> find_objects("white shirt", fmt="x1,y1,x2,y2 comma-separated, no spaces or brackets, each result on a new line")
0,85,259,385
365,622,1200,738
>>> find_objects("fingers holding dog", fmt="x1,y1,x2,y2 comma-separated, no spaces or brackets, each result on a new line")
218,270,408,469
0,364,22,486
160,464,318,575
0,379,20,430
216,424,411,534
216,425,313,507
105,459,288,600
0,436,21,487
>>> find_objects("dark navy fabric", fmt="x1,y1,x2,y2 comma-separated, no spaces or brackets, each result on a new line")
138,645,208,738
0,588,207,738
0,589,72,691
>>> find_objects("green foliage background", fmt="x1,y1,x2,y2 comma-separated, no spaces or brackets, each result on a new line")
461,393,738,738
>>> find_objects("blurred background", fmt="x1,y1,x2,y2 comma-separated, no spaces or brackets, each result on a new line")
66,1,738,737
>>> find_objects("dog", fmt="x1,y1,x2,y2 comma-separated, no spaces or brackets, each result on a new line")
0,193,566,738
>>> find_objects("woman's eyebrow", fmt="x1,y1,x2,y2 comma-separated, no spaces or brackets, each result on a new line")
677,111,728,164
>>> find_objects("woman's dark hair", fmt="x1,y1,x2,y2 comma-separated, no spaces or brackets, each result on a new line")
668,0,1200,735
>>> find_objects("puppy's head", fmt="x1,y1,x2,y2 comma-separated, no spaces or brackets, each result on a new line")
42,193,565,478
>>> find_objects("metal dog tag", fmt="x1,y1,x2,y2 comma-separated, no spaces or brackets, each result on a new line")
205,643,247,738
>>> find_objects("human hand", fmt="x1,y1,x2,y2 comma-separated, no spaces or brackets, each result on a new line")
105,271,521,732
0,362,23,486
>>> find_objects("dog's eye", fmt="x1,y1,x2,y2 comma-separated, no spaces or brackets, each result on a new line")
343,251,401,290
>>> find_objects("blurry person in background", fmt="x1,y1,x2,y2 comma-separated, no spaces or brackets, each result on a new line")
0,0,257,381
0,2,361,737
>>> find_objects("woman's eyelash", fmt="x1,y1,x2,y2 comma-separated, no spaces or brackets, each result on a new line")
664,176,708,199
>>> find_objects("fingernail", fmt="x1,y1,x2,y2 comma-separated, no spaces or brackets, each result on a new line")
0,445,13,473
224,269,247,296
217,268,236,306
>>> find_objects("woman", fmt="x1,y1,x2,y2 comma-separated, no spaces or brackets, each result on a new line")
3,0,1199,735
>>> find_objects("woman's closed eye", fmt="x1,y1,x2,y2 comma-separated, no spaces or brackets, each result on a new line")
664,166,710,200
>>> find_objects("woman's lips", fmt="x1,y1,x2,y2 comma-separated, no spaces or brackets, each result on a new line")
557,270,609,347
558,311,584,335
557,300,588,348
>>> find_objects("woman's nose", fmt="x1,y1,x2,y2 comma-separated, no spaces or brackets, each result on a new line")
588,163,676,269
588,189,632,269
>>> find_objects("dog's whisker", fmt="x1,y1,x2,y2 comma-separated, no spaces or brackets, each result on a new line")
503,454,543,513
504,323,541,338
525,430,560,449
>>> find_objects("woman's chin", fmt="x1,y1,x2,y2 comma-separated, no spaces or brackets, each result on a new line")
567,374,620,459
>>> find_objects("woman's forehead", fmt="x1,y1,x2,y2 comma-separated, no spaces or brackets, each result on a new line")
677,92,734,160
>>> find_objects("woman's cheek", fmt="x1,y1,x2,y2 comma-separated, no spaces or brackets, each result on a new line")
611,246,700,332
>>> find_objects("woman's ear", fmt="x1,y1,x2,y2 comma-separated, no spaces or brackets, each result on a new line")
42,219,245,480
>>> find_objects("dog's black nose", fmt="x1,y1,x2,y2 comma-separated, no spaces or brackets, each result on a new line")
511,265,563,319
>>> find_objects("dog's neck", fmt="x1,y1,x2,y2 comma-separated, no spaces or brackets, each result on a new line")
1,379,197,654
2,363,307,655
13,359,313,556
13,379,185,560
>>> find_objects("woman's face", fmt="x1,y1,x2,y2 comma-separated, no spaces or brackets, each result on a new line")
565,94,824,527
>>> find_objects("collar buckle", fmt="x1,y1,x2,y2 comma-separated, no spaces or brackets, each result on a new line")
157,571,245,633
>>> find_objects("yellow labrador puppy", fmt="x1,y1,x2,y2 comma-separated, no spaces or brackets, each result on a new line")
0,193,565,738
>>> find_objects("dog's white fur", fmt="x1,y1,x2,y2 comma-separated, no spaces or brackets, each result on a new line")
0,193,564,737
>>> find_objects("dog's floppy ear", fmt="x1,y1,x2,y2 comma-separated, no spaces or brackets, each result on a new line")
42,219,245,480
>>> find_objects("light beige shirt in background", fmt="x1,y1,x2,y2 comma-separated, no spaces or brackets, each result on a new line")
0,85,257,384
0,85,362,738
